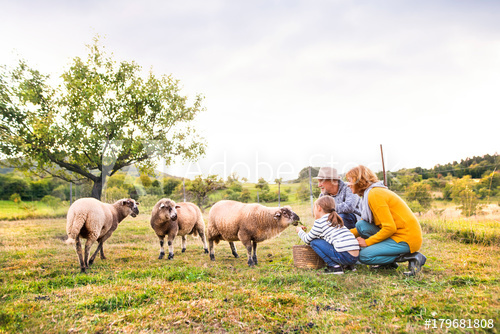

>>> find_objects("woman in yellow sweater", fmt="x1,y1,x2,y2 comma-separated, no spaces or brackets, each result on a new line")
345,165,426,273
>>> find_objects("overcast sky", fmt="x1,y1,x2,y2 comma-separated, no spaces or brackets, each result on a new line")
1,0,499,181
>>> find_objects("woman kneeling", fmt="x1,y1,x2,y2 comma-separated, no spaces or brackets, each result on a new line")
346,165,426,273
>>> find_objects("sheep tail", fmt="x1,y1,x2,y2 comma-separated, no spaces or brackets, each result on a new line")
66,214,86,245
65,237,76,245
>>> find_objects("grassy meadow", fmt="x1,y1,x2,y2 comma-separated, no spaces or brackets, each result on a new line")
0,200,68,221
1,202,499,333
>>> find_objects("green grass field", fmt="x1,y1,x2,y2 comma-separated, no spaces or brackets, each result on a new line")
0,203,499,333
0,200,68,221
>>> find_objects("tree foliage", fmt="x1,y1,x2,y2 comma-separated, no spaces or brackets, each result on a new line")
450,176,481,217
405,182,432,214
186,174,224,211
0,37,206,200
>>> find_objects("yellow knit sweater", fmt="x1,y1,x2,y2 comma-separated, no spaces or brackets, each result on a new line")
350,187,423,253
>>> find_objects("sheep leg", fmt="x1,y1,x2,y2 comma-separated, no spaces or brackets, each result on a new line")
88,243,103,266
240,238,255,267
167,234,175,260
83,239,96,271
75,236,86,273
158,236,165,259
197,226,209,254
229,242,239,258
209,238,216,261
89,232,113,265
252,240,258,265
181,235,187,253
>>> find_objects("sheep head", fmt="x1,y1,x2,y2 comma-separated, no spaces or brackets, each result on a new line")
122,199,140,217
158,199,180,221
273,206,301,226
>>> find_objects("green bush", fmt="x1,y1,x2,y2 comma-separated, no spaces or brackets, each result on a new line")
9,193,21,204
105,187,130,202
40,195,62,208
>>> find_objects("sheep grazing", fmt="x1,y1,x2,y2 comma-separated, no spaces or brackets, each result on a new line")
150,199,209,260
207,200,301,266
65,197,139,273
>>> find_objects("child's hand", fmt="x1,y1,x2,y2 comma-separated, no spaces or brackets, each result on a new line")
296,226,306,233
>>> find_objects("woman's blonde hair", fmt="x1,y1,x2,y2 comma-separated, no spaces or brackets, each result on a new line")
345,165,379,195
315,196,343,228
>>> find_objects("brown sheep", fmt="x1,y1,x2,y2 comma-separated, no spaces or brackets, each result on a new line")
66,197,139,273
150,198,208,260
207,200,301,266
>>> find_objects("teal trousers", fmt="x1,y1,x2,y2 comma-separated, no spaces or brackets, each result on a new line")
356,220,410,265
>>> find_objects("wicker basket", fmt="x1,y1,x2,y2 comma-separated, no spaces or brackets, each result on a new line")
292,245,326,269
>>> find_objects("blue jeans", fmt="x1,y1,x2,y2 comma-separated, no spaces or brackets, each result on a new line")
339,213,357,229
310,239,358,267
356,220,410,265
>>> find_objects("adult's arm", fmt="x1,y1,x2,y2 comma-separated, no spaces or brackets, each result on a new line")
364,194,397,246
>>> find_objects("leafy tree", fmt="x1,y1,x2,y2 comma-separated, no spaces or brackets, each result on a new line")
0,37,206,200
451,176,481,217
186,174,224,210
255,177,270,193
105,186,129,202
405,182,432,213
239,188,252,203
162,177,181,196
137,175,153,188
476,171,500,199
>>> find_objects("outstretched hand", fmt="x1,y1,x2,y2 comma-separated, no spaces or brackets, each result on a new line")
296,226,307,233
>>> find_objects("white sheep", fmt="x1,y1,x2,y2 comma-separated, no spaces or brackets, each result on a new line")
65,197,139,273
207,200,301,266
150,198,208,260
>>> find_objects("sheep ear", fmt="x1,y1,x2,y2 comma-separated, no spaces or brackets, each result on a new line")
122,200,129,206
274,211,281,220
175,205,181,209
135,202,140,206
160,203,165,208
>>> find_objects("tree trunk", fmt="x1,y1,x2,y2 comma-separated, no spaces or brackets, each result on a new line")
91,177,104,200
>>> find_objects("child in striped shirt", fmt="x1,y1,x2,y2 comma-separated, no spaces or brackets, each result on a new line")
296,196,360,274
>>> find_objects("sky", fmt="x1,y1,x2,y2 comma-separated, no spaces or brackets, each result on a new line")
1,0,499,182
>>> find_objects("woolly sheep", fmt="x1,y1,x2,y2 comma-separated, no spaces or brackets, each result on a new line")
150,198,209,260
207,200,301,266
65,197,139,273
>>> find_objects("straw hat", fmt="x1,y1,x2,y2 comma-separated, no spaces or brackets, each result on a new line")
313,167,341,180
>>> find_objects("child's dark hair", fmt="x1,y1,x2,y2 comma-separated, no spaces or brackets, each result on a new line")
315,196,344,228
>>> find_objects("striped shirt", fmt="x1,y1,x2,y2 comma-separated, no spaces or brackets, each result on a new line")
298,214,360,252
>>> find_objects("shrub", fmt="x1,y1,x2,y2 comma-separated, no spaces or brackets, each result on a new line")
51,185,68,201
138,194,162,211
105,187,130,202
41,195,62,208
163,178,181,196
9,193,21,204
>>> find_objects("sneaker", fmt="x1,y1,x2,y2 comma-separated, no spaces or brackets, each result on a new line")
325,265,344,275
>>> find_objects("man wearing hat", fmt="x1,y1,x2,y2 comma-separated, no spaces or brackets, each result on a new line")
313,167,361,229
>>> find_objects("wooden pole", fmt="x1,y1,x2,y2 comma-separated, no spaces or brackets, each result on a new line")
309,166,314,217
380,144,387,187
183,178,186,202
278,180,281,208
